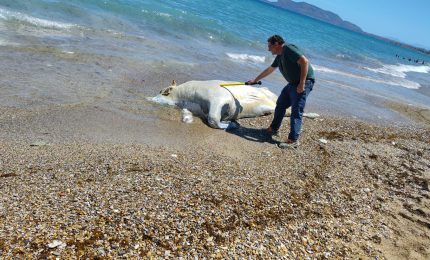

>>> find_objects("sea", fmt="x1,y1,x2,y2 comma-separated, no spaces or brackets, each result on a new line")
1,0,429,125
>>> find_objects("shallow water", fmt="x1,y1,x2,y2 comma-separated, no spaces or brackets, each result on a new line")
0,0,429,126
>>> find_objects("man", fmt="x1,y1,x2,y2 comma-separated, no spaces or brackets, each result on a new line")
248,35,315,149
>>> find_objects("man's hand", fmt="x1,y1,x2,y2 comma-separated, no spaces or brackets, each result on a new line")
297,82,305,93
247,79,257,85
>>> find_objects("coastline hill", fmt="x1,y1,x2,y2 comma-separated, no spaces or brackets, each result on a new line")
259,0,363,33
259,0,430,54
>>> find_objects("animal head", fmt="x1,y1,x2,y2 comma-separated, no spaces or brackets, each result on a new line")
160,80,177,96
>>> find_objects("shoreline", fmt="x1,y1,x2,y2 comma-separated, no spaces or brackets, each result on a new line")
385,101,430,127
0,43,429,258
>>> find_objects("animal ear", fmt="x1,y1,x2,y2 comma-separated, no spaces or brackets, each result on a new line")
171,80,176,87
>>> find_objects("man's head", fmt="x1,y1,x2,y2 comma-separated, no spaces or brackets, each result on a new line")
267,35,284,55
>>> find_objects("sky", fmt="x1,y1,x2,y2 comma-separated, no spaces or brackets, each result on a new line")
290,0,430,49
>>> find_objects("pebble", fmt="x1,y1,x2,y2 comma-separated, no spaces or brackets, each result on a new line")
30,141,48,147
0,115,428,259
319,138,328,144
47,240,66,249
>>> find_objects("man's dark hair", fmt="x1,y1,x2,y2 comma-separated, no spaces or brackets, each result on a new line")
267,35,285,45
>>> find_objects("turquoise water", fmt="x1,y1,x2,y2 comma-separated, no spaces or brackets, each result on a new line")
1,0,429,123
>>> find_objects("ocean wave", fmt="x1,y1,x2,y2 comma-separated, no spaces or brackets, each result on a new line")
335,53,357,62
226,53,265,63
364,64,430,78
335,54,349,59
314,65,421,89
0,39,19,46
0,7,78,30
154,12,172,18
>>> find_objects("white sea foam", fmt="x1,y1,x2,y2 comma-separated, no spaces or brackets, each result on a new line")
154,12,171,18
364,64,430,78
0,38,19,47
314,64,421,89
226,53,265,63
0,39,7,46
0,8,78,30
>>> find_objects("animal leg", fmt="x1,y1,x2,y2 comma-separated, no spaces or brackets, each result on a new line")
207,105,238,130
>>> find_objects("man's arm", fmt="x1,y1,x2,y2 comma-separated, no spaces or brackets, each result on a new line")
248,66,276,84
297,56,309,93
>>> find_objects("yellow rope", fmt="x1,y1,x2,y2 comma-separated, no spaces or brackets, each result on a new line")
219,82,246,87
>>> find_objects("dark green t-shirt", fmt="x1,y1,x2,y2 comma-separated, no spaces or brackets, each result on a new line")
271,44,315,84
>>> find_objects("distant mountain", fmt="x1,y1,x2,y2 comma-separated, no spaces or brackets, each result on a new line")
259,0,363,33
259,0,430,54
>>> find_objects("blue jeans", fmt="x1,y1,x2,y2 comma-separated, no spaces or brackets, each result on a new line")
270,80,314,141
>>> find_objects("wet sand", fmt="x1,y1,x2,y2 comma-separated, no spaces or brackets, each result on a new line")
0,102,429,258
385,101,430,126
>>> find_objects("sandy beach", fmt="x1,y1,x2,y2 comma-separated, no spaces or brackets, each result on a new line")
1,0,429,258
1,101,429,259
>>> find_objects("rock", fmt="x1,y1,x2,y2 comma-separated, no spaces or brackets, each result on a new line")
262,151,271,157
30,141,48,147
47,240,66,249
97,248,106,256
362,188,371,193
401,162,411,169
371,235,382,244
279,243,288,254
0,173,17,178
369,154,378,160
215,252,223,258
304,112,320,119
423,180,429,191
376,195,386,202
302,237,308,246
319,138,328,144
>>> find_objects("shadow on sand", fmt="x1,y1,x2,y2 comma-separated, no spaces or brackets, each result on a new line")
226,124,280,145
